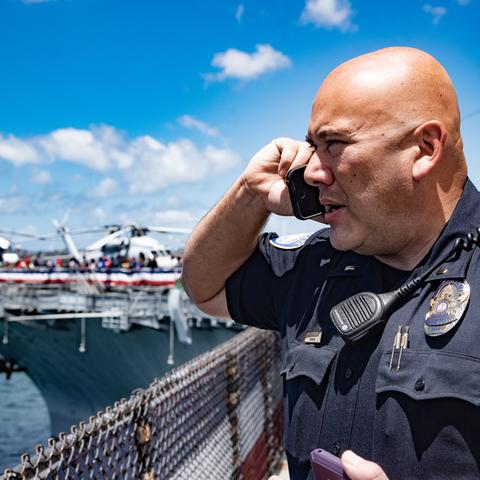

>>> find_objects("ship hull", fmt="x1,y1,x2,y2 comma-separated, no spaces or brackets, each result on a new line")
0,317,239,434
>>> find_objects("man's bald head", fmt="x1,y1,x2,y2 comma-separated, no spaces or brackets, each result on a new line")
305,47,467,268
316,47,461,146
309,46,466,185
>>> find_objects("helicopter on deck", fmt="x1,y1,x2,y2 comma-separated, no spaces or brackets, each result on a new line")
0,236,19,265
0,229,55,265
0,217,191,270
53,220,191,269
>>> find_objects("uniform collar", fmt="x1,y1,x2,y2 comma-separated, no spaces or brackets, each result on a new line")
325,178,480,281
415,177,480,280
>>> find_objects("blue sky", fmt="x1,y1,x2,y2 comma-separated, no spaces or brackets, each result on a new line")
0,0,479,250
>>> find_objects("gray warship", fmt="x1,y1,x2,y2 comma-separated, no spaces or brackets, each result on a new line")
0,279,241,434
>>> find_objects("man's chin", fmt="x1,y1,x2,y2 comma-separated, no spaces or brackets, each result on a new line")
329,230,364,253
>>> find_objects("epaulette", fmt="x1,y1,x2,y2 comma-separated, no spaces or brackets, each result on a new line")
269,228,330,250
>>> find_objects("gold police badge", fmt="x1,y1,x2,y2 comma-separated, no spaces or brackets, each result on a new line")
425,280,470,337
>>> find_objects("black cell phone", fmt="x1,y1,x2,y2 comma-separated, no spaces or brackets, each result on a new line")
286,165,325,220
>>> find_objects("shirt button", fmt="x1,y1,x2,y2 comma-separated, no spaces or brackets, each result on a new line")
289,362,296,372
415,379,425,391
330,442,340,455
345,368,353,379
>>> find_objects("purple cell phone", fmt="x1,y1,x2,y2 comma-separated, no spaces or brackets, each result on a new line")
310,449,350,480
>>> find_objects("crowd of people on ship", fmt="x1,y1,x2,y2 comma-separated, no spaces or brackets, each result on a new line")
0,252,181,271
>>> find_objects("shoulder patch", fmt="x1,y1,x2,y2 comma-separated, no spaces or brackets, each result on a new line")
269,233,312,250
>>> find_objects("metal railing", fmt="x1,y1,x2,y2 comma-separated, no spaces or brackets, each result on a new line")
1,327,283,480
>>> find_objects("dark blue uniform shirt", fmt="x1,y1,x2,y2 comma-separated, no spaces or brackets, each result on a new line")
226,178,480,480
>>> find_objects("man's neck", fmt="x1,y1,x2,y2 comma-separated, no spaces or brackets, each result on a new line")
374,232,441,271
376,188,464,271
375,176,466,271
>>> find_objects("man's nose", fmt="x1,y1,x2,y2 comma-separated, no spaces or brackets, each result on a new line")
304,151,334,187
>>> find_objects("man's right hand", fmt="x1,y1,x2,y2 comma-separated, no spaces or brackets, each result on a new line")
240,137,315,216
182,137,314,317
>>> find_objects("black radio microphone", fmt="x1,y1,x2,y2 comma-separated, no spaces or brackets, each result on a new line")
330,231,480,342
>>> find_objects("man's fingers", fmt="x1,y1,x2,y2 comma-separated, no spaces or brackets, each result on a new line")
289,141,315,171
266,180,294,216
272,138,314,178
274,138,299,177
341,450,389,480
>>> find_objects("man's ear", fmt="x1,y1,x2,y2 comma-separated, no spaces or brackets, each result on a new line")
412,121,446,181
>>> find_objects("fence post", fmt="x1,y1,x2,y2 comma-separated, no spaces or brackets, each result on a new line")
226,350,240,479
261,333,283,478
135,392,155,480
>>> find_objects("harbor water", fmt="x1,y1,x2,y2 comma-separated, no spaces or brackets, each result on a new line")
0,371,51,472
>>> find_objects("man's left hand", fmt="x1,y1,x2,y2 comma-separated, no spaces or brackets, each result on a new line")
341,450,388,480
268,450,387,480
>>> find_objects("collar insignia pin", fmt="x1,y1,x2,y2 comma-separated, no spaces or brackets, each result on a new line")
304,331,322,344
425,280,470,337
320,258,331,267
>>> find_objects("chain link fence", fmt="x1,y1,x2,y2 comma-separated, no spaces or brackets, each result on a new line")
1,327,283,480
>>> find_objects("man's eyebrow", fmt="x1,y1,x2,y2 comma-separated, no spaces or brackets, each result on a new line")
309,127,354,139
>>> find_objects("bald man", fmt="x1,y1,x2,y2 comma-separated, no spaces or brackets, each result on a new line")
182,47,479,479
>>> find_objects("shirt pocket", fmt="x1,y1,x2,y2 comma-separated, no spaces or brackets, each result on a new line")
376,350,480,404
281,343,337,465
372,350,480,479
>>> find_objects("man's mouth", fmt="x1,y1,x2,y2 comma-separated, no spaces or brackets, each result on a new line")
324,204,344,213
321,203,346,223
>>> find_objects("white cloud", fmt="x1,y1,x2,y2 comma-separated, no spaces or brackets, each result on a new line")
300,0,355,31
19,225,39,236
178,115,219,137
92,207,107,222
47,191,63,203
91,124,133,170
113,205,200,230
31,169,52,184
235,4,244,23
0,194,28,214
203,145,240,172
153,209,200,226
205,44,292,82
423,4,447,24
166,195,179,207
0,134,41,165
90,177,118,198
39,127,111,170
127,137,241,194
0,125,131,171
0,125,241,195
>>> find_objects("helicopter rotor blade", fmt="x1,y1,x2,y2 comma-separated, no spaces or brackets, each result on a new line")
60,208,72,227
85,226,132,251
0,229,55,241
145,226,192,234
66,228,109,236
